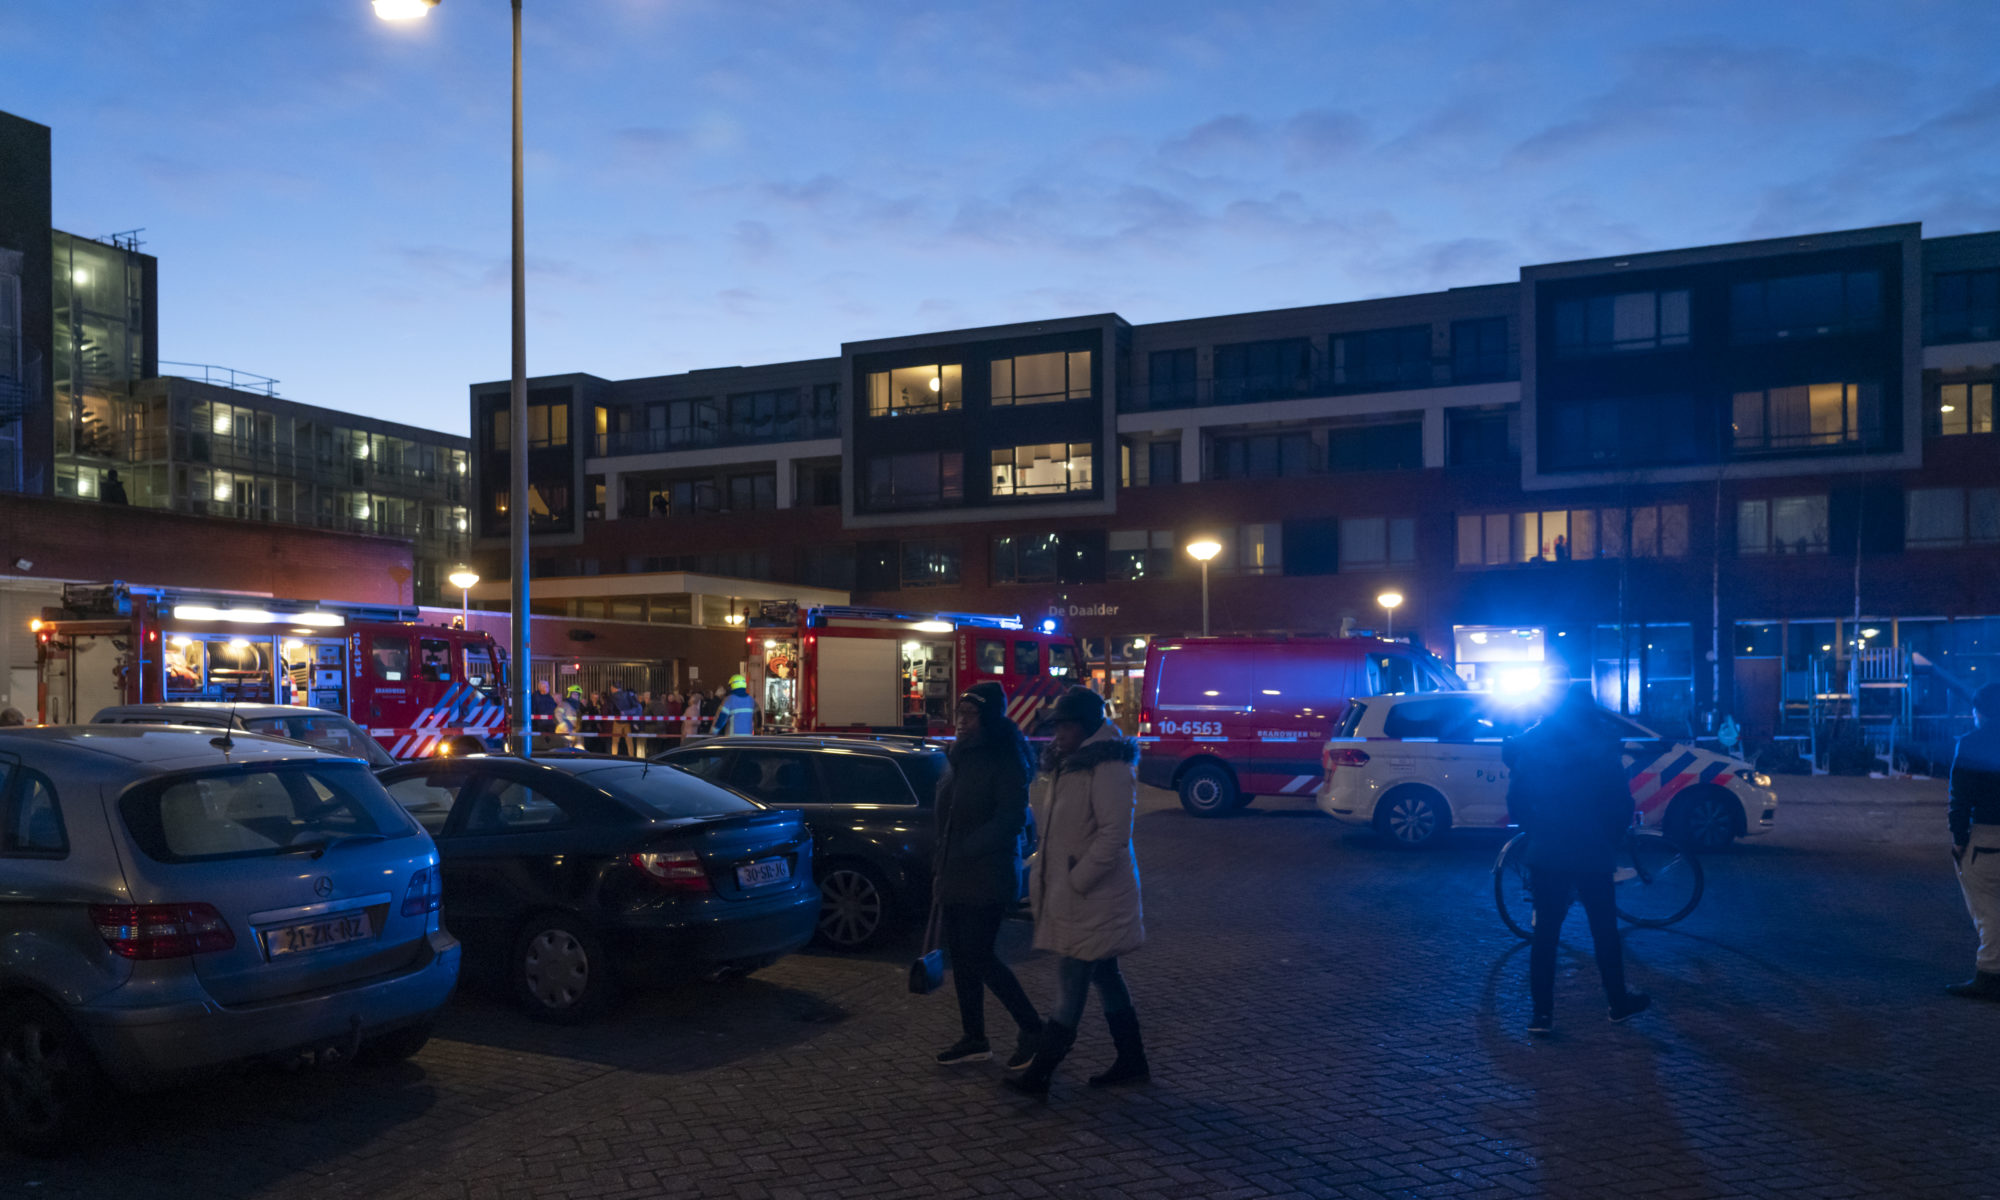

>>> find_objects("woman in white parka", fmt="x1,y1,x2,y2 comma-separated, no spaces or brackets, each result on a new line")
1005,686,1149,1098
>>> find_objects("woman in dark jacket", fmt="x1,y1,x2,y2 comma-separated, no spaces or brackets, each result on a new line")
933,682,1043,1069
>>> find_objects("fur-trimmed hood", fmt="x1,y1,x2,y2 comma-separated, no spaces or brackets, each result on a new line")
1042,725,1139,775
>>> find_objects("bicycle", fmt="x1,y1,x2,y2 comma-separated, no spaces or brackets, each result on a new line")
1494,826,1704,940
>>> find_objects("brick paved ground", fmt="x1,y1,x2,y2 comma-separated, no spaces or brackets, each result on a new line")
6,780,1995,1200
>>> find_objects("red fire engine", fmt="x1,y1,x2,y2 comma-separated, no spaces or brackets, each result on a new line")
32,583,509,759
742,603,1084,736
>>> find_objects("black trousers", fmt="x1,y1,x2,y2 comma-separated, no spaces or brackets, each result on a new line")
941,902,1040,1041
1528,867,1627,1016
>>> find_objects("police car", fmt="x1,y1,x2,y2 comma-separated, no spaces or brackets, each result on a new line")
1316,692,1777,850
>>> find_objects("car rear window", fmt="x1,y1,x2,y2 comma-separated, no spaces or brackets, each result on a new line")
242,713,395,768
120,763,416,864
580,764,761,818
1381,697,1482,741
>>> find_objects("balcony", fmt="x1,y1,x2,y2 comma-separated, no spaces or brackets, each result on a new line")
595,410,839,458
1120,365,1500,413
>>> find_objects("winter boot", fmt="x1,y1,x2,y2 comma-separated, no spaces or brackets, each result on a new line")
1945,971,2000,1000
1006,1021,1042,1071
1088,1009,1150,1088
1001,1020,1075,1098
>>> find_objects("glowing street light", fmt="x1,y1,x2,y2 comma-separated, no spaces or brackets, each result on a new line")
1186,539,1222,637
1377,591,1404,641
377,0,532,756
448,568,480,629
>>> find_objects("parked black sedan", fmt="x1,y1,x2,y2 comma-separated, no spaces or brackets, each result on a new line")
378,755,818,1022
654,736,962,951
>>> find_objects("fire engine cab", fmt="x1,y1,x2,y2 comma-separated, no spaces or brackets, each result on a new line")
743,604,1083,736
32,583,509,759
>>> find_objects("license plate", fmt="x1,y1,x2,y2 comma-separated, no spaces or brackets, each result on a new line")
736,858,790,889
265,911,374,958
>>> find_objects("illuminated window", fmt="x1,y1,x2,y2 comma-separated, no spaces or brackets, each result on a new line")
991,350,1091,405
1933,383,1995,437
866,364,962,417
1731,382,1880,453
990,443,1093,497
1459,506,1685,566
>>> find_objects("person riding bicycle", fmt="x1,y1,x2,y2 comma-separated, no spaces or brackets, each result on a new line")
1503,674,1651,1035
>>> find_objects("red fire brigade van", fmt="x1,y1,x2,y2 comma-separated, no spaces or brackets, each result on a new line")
744,604,1082,736
1137,636,1463,817
33,583,508,759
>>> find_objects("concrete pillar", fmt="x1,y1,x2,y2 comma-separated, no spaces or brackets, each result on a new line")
601,469,621,520
1423,408,1446,469
774,456,794,509
1180,426,1202,484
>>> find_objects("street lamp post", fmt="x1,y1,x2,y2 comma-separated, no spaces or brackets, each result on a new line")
376,0,533,758
1186,540,1222,637
1377,591,1404,641
448,568,480,629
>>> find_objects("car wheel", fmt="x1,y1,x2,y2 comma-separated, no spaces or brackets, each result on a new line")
355,1021,434,1065
0,997,102,1156
1668,787,1739,852
816,863,892,950
1374,787,1449,849
511,915,618,1024
1177,763,1239,818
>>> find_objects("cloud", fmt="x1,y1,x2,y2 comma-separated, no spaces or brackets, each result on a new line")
1161,114,1266,160
732,220,775,259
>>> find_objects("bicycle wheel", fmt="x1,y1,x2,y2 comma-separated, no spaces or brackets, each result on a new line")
1613,830,1705,928
1493,833,1535,940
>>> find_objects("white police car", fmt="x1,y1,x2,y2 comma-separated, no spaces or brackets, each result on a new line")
1316,692,1777,850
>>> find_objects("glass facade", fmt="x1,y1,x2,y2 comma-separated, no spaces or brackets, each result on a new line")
51,232,147,498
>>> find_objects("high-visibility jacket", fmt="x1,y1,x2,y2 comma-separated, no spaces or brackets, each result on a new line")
716,691,756,736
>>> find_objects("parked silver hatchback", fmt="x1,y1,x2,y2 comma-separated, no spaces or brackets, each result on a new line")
0,725,460,1154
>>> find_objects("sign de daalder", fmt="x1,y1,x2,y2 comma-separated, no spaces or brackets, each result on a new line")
1049,602,1119,618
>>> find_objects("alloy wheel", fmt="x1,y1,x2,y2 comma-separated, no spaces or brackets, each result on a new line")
1683,795,1735,850
522,929,591,1010
818,868,885,948
1387,794,1438,845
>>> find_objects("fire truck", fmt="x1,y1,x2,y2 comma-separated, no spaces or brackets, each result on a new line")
742,603,1084,736
32,583,509,759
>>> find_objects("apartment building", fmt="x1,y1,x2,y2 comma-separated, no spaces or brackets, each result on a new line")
470,221,2000,764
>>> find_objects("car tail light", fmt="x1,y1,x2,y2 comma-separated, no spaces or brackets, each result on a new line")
1322,746,1370,771
630,850,712,893
1138,705,1153,736
89,903,236,959
401,866,442,917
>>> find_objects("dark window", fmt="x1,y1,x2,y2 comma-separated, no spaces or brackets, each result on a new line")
1049,644,1078,678
370,635,411,682
725,389,803,443
799,544,856,590
668,751,732,782
1447,406,1520,467
668,479,721,516
1332,326,1430,391
1731,271,1881,343
1281,518,1339,576
727,473,777,512
820,754,915,805
1108,530,1175,581
1934,269,2000,343
2,766,65,855
899,539,960,588
418,638,451,682
724,752,822,807
1146,441,1180,486
462,778,572,833
977,639,1007,674
856,541,900,591
1013,641,1042,678
1553,291,1690,355
1326,421,1422,472
1450,317,1509,381
864,452,963,510
1543,395,1706,471
669,398,720,448
992,533,1060,584
810,383,841,436
801,463,842,506
1212,432,1314,480
1147,348,1198,409
1214,337,1315,405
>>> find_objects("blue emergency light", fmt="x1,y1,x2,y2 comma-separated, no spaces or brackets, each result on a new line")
1040,618,1058,634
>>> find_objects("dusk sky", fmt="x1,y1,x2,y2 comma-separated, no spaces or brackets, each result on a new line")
3,0,1997,436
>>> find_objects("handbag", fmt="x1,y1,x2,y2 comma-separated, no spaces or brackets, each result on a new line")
908,900,945,994
909,777,955,995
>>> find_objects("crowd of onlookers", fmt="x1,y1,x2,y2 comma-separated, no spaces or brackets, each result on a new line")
528,679,750,753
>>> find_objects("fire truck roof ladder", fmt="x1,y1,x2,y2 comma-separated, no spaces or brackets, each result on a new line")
803,605,1025,631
